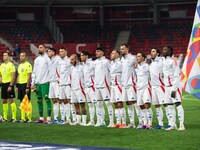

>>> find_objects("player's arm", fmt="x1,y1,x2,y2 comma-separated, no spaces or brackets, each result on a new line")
0,72,2,86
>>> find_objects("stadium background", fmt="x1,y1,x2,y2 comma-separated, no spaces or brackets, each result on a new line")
0,0,200,150
0,0,197,62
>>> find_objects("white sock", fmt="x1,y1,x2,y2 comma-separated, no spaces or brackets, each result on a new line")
88,103,95,123
115,108,121,124
141,109,147,125
146,107,153,125
76,115,81,123
156,107,164,126
177,104,184,126
97,101,104,123
120,108,126,124
82,115,87,125
60,103,65,121
127,104,134,124
168,105,175,126
53,103,59,120
134,103,142,124
64,103,70,121
105,101,114,124
165,106,170,125
172,105,176,126
95,102,100,124
71,104,76,122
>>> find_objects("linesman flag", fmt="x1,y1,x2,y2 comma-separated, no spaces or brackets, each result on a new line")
19,94,31,114
180,0,200,99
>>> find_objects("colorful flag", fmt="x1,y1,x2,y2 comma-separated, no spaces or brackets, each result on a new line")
180,0,200,99
19,94,31,114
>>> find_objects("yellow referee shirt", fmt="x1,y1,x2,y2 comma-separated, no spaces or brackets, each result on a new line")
0,61,16,83
18,61,32,84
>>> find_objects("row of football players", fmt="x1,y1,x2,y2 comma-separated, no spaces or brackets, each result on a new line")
31,44,185,130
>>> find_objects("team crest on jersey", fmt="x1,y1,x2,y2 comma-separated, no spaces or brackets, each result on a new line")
131,97,134,100
21,68,24,72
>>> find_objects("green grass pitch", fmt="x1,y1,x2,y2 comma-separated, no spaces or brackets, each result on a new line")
0,91,199,149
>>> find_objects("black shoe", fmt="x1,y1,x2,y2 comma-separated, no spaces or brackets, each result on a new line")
25,119,32,123
9,119,17,123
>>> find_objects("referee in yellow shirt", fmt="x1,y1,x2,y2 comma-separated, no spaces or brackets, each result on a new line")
0,51,17,122
16,52,32,123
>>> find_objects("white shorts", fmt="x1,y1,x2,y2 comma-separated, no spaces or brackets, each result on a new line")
71,89,86,103
48,81,60,99
164,86,182,104
137,88,151,106
151,86,165,105
85,86,96,103
110,85,123,103
95,87,110,101
59,85,71,100
121,86,137,102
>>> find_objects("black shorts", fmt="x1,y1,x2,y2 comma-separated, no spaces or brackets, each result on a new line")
1,82,15,99
17,83,31,101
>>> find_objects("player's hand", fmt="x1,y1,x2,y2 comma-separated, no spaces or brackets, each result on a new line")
171,91,176,98
15,87,18,92
25,88,29,94
31,84,35,90
7,86,12,92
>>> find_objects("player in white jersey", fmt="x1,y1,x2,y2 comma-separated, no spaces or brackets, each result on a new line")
94,47,114,127
31,44,52,124
162,46,185,131
120,43,142,128
149,48,165,129
136,52,153,129
80,51,96,126
70,54,87,126
47,48,60,124
57,48,73,124
110,49,127,128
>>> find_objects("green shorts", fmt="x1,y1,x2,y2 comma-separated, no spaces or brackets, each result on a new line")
35,83,49,99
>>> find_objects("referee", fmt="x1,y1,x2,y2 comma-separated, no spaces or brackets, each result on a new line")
0,51,17,122
16,52,32,123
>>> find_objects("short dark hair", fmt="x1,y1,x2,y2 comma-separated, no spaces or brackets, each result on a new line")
152,48,160,56
60,47,67,51
165,46,173,57
113,49,121,55
137,52,146,59
4,50,11,56
81,50,90,57
96,47,105,53
49,47,56,53
20,51,27,56
121,43,129,49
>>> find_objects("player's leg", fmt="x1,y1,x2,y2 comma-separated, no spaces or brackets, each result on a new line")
42,83,51,124
102,88,113,127
34,84,44,123
174,88,185,130
2,84,8,121
8,83,17,122
85,87,95,126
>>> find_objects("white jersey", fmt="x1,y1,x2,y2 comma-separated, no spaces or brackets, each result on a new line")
58,56,71,86
110,58,122,86
71,64,84,91
94,56,110,88
48,55,60,82
32,53,50,84
136,62,150,90
121,54,137,87
149,56,165,88
82,59,95,88
163,56,180,91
